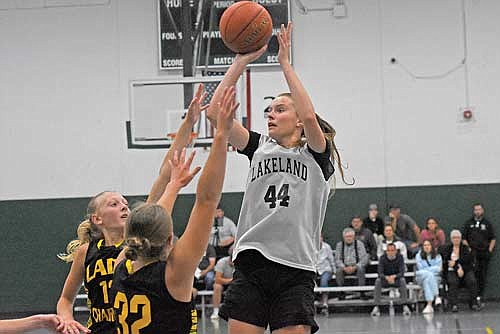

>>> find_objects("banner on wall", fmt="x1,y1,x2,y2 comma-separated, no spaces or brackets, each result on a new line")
158,0,291,70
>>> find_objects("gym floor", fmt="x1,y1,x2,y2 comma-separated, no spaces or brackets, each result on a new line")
196,304,499,334
15,303,495,333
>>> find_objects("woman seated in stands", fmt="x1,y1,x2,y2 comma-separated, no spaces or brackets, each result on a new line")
416,240,442,314
440,230,481,312
419,217,446,250
377,224,408,259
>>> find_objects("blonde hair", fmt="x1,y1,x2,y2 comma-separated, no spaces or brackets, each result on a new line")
57,192,108,262
124,203,173,261
276,93,354,193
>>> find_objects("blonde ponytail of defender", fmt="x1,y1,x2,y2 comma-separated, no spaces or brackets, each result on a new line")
57,192,108,262
57,219,93,262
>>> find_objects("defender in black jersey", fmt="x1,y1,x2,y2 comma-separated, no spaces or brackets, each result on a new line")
57,191,129,334
111,260,195,334
84,239,124,333
56,85,210,334
110,87,233,334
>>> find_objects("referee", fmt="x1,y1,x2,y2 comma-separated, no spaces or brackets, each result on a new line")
462,203,496,302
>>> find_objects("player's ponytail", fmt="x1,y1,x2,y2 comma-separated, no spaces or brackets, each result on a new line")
57,192,107,262
124,237,143,261
125,203,173,261
314,113,353,188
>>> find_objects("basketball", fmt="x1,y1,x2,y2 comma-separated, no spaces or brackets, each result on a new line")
219,1,273,54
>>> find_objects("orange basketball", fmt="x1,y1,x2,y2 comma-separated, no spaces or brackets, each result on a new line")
219,1,273,54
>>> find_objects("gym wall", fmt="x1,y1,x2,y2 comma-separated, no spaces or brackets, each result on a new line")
1,0,499,312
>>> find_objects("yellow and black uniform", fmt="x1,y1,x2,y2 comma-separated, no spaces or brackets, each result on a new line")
84,238,123,334
111,259,197,334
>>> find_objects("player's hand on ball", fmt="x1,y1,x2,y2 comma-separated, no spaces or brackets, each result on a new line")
277,21,292,65
235,45,268,65
217,86,239,136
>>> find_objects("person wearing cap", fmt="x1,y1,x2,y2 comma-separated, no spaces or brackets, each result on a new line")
363,204,385,237
211,246,235,320
350,215,378,260
385,203,420,258
440,230,480,312
209,205,237,258
462,203,496,300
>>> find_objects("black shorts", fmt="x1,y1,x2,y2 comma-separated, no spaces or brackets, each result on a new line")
219,250,318,333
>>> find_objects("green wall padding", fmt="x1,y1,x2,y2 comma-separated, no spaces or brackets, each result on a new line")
0,184,498,313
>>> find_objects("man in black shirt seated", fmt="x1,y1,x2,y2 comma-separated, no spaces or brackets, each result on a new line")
371,243,411,317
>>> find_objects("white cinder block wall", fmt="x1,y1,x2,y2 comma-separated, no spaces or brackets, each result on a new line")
1,0,499,200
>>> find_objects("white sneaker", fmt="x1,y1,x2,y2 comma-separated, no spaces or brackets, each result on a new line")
403,305,412,316
422,305,434,314
435,296,442,306
371,306,381,317
210,311,219,320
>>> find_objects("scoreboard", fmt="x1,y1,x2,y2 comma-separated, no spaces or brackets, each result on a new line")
158,0,291,70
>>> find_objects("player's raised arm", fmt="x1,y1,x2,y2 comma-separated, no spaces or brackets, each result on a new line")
157,148,201,216
166,87,237,300
206,47,267,150
147,84,208,203
278,22,326,153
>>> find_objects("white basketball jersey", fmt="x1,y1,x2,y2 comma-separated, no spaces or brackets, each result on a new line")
233,133,333,272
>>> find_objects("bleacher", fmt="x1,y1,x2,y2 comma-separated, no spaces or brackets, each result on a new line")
74,259,423,316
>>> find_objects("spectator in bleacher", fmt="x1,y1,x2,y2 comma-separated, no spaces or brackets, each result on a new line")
209,206,237,258
196,244,216,290
335,228,369,299
462,203,496,300
416,240,442,314
377,224,408,259
363,203,385,238
317,235,335,312
441,230,480,312
211,247,235,320
350,215,378,260
420,217,446,250
385,203,420,257
371,243,411,317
